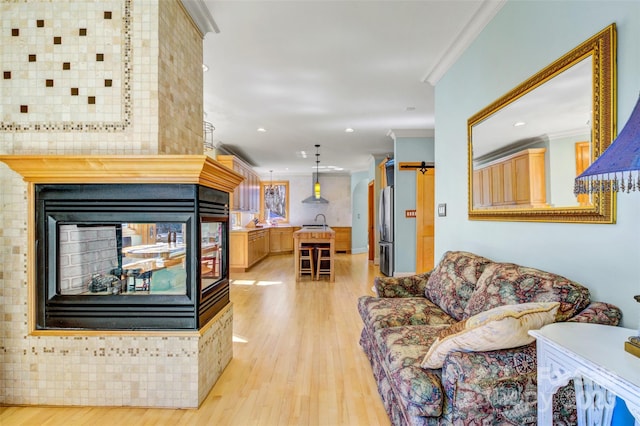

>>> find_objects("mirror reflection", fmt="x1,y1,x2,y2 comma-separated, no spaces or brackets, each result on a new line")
467,23,616,223
471,57,593,210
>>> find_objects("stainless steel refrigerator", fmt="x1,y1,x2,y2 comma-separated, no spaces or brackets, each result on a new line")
379,185,393,276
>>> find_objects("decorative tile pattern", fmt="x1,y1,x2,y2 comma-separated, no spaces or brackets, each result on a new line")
0,0,215,409
0,0,132,131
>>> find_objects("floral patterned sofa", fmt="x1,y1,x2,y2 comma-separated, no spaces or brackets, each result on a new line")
358,251,622,425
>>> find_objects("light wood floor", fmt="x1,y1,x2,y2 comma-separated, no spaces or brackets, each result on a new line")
0,253,391,426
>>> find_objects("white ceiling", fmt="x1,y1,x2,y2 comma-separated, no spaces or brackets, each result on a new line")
201,0,504,176
472,56,593,159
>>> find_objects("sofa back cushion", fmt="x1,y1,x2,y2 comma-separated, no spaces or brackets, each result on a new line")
424,251,494,321
463,262,591,321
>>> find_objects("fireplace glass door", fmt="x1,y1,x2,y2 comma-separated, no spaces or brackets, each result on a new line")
57,222,188,296
200,220,224,291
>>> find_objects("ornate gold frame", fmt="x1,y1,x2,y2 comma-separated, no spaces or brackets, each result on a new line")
468,24,617,223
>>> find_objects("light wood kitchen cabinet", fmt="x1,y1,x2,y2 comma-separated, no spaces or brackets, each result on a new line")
230,228,270,271
332,226,351,253
217,155,260,212
472,168,489,208
269,227,294,254
472,148,547,209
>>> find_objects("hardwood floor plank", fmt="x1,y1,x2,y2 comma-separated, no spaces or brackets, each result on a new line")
1,253,389,425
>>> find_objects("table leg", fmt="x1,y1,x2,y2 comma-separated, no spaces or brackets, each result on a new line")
330,240,335,282
294,242,300,282
536,344,573,425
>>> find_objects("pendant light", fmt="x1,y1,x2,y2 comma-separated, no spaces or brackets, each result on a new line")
302,144,329,204
314,144,321,200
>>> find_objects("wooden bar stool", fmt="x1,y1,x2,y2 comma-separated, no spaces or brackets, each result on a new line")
315,246,332,281
298,245,315,279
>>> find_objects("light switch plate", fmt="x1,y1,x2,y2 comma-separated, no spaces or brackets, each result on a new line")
437,203,447,217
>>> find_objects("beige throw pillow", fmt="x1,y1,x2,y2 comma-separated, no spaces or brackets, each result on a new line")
421,302,560,369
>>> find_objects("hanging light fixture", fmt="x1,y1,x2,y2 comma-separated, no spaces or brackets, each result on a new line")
302,144,329,204
314,144,321,200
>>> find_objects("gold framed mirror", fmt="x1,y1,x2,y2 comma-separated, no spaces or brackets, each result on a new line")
468,24,616,223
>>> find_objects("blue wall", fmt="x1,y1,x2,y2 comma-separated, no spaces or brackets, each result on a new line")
350,170,369,253
435,0,640,328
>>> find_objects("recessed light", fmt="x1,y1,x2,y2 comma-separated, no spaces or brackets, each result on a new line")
257,127,266,132
345,128,354,133
513,121,526,127
406,106,416,111
202,64,209,72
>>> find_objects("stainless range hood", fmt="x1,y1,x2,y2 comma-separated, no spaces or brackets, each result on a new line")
302,171,329,204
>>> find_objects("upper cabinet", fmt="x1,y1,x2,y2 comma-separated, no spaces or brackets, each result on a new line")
378,157,394,188
217,155,260,212
472,148,547,209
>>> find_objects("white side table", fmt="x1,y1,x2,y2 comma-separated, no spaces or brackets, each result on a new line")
529,322,640,426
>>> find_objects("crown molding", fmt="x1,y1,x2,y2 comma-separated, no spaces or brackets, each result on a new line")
181,0,220,37
387,129,435,141
422,0,506,86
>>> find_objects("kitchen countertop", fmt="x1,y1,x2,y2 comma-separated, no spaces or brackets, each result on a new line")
231,224,348,233
231,225,294,233
295,225,334,233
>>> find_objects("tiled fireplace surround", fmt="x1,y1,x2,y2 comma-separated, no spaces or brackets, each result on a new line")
0,1,231,408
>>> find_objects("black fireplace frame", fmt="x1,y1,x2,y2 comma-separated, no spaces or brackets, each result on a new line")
35,183,230,330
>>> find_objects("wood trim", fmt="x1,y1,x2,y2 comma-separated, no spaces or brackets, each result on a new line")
378,158,389,188
0,155,244,193
30,328,201,337
30,322,201,337
260,180,290,223
368,180,375,261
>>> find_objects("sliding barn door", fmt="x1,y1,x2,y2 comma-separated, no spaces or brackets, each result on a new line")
416,168,435,273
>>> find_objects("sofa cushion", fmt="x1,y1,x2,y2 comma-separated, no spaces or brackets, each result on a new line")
358,295,457,332
374,325,450,417
424,251,494,321
463,262,591,321
422,302,560,369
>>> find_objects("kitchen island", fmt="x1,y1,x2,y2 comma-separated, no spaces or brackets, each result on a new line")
293,226,335,282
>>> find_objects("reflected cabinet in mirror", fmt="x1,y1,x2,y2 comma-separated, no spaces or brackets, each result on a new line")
468,24,616,223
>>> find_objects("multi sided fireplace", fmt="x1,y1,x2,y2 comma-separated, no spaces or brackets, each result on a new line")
0,155,243,331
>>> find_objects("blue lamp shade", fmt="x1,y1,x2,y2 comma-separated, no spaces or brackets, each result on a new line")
575,94,640,194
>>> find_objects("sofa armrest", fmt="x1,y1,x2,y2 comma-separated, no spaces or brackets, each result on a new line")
374,272,432,298
567,301,622,326
440,344,540,424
